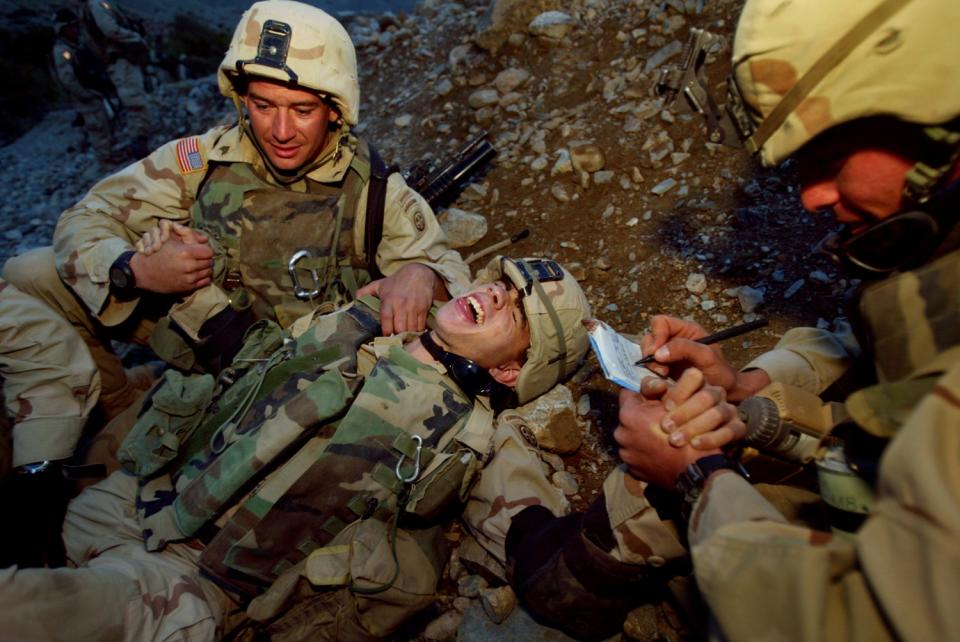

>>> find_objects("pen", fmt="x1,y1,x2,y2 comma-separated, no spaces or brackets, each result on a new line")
634,318,769,366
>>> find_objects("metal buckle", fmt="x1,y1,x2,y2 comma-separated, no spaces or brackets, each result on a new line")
395,435,423,483
288,249,322,301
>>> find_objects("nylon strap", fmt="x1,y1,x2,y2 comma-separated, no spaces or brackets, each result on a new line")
746,0,914,154
517,259,568,379
364,144,395,281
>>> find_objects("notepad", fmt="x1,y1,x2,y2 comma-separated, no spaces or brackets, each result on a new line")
583,319,660,392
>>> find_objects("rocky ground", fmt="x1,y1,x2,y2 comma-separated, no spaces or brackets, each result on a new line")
0,0,858,639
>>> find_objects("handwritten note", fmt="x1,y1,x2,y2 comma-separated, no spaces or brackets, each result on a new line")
583,319,659,392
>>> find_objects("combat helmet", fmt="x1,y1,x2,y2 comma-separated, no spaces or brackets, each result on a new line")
732,0,960,170
475,256,591,404
218,0,360,126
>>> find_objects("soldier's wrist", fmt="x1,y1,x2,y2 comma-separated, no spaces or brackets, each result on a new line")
728,368,771,402
110,251,140,299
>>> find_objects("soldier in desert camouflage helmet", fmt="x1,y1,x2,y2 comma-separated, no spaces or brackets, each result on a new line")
0,256,692,641
50,7,120,164
73,0,156,159
615,0,960,640
4,0,469,424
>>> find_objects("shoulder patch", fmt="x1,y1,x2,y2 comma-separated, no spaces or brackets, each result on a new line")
175,137,206,175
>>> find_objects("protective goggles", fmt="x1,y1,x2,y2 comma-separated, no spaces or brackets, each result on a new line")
817,211,941,275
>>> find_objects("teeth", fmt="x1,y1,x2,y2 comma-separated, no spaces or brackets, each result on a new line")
467,296,485,325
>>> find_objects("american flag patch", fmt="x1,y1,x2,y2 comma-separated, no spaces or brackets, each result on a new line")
175,137,205,174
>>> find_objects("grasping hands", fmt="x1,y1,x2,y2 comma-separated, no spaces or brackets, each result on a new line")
129,220,213,294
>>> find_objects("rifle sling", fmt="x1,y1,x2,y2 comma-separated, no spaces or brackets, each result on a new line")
364,144,397,281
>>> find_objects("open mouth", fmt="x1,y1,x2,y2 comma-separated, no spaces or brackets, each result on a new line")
466,295,485,325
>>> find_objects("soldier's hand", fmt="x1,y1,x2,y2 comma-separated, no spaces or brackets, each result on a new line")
639,369,746,450
136,220,208,255
356,263,445,335
130,231,213,294
614,388,719,489
640,315,766,401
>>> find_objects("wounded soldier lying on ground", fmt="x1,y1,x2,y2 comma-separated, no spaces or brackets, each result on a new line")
0,255,688,641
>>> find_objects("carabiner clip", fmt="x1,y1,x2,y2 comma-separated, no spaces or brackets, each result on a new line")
394,434,423,483
288,249,322,300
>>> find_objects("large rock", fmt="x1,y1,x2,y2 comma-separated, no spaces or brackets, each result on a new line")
510,385,584,455
468,88,501,109
438,208,488,248
474,0,565,53
569,143,605,173
494,67,531,94
528,11,576,42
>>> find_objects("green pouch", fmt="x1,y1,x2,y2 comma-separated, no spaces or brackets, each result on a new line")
117,369,216,477
148,317,196,371
405,449,482,521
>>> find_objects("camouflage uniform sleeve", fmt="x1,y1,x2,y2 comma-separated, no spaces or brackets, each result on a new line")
689,361,960,642
364,173,471,297
86,0,144,45
743,319,861,393
469,419,687,641
53,127,224,325
52,43,97,100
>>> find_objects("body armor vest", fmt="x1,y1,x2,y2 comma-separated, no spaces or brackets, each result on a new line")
842,249,960,438
191,139,373,328
122,300,490,597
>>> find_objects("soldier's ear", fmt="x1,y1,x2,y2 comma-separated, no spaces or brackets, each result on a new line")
488,360,522,388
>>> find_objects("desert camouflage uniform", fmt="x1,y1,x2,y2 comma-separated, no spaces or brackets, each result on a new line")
0,278,100,471
0,298,681,641
741,320,861,395
3,120,469,413
78,0,154,147
690,248,960,641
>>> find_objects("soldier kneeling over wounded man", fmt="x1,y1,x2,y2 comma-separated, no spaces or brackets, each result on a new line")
0,256,690,641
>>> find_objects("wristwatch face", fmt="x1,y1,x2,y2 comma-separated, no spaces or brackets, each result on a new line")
109,251,136,296
110,263,131,290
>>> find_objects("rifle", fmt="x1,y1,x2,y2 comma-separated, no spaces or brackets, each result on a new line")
359,133,497,284
404,133,496,208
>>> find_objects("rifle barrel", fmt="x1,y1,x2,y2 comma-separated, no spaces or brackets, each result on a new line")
421,140,496,206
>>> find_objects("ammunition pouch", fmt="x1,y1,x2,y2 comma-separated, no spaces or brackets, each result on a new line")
117,369,215,478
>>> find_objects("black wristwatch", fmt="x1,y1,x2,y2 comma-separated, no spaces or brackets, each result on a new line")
109,250,138,299
674,454,747,518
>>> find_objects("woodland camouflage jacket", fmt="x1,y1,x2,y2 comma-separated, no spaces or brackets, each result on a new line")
118,298,687,638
